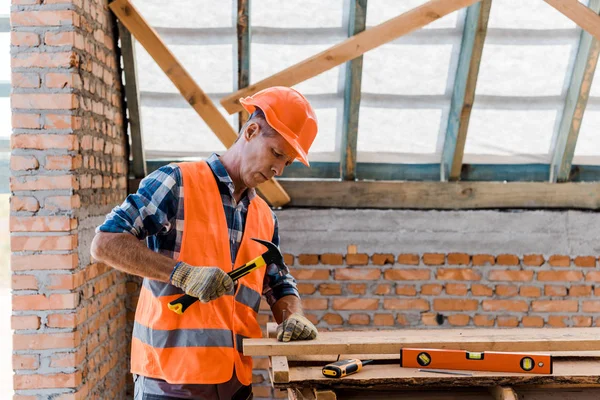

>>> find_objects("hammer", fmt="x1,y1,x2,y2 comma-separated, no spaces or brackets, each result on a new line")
168,238,284,314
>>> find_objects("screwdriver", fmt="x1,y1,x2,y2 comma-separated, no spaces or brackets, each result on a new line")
322,359,373,378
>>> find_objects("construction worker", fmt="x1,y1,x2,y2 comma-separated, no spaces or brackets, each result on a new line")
91,86,319,400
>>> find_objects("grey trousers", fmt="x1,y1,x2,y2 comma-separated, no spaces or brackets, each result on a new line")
133,373,253,400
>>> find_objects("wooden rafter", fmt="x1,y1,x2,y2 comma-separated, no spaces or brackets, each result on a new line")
220,0,482,114
441,0,491,181
544,0,600,41
108,0,290,206
340,0,367,181
236,0,251,131
550,0,600,182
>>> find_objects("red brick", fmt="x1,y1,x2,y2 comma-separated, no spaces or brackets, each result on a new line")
288,268,329,280
47,313,77,328
283,254,293,266
482,300,528,313
443,283,466,295
447,253,470,265
570,285,592,297
532,300,578,313
447,314,470,326
473,315,495,327
13,355,39,370
13,293,79,311
436,268,481,281
545,285,568,296
252,386,271,398
384,269,429,281
10,155,39,171
346,283,366,295
346,253,368,266
12,275,38,290
472,254,495,266
497,316,519,327
495,284,518,297
45,31,75,46
318,283,340,295
421,284,443,295
11,315,40,330
395,285,417,296
11,93,77,110
548,255,570,267
47,272,84,290
11,253,78,271
10,216,74,232
383,299,429,311
11,10,77,26
423,253,445,265
496,254,519,266
320,253,343,265
13,332,79,350
46,155,81,170
397,254,419,265
373,314,395,326
12,113,41,128
574,256,596,268
520,286,541,297
348,314,370,325
335,268,380,280
372,254,394,265
333,298,378,310
374,284,392,295
298,254,319,265
573,316,592,327
301,298,328,310
471,284,493,296
548,315,568,328
11,134,77,150
582,301,600,313
538,271,583,282
13,372,82,390
296,283,316,295
11,31,40,46
11,196,39,212
523,254,544,267
321,313,343,325
45,72,75,89
11,235,77,251
433,299,478,311
44,114,78,130
488,270,533,281
12,72,40,88
522,316,544,327
44,195,80,211
586,271,600,282
420,313,441,326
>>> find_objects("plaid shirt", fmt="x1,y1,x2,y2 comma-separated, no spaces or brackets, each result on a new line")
96,154,298,306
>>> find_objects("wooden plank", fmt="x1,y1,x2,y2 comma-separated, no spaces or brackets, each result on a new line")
271,356,290,383
544,0,600,41
441,0,491,181
220,0,481,114
489,386,517,400
278,180,600,210
550,0,600,182
117,21,146,179
243,327,600,357
108,0,290,207
282,360,600,389
315,390,336,400
236,0,251,131
340,0,367,181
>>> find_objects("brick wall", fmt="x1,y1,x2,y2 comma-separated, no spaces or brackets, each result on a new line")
10,0,129,398
251,250,600,399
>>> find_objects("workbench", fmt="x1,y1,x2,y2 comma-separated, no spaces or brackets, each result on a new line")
245,325,600,400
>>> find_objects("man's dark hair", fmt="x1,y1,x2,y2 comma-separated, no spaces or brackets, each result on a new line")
236,108,277,142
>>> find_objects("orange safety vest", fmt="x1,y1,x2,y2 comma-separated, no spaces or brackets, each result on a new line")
130,161,275,385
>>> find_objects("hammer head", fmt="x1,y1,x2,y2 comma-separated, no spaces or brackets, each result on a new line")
251,238,286,272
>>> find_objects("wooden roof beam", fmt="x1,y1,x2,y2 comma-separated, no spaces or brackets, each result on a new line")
109,0,290,206
544,0,600,41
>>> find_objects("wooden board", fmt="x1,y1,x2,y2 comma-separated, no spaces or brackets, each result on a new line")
279,360,600,390
544,0,600,41
108,0,290,207
278,180,600,209
220,0,481,114
489,386,517,400
243,328,600,356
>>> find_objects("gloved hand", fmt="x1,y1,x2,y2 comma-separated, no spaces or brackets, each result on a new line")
276,313,318,342
170,262,234,303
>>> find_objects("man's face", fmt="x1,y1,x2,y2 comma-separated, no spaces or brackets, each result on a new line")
240,121,297,188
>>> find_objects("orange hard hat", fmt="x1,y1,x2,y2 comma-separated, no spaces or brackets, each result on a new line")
239,86,318,166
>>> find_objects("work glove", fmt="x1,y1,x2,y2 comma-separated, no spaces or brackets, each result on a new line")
277,313,318,342
170,262,234,303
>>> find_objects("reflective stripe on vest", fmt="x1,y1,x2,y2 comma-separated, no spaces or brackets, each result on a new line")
131,161,274,385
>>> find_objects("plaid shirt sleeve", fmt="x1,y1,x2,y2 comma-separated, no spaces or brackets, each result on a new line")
95,165,181,239
262,212,300,306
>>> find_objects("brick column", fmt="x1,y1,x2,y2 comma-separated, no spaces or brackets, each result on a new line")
10,0,130,398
